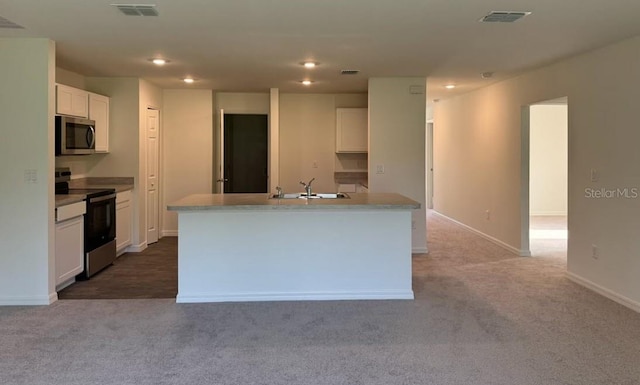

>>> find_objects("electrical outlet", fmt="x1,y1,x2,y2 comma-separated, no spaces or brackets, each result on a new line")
591,244,598,260
412,220,416,230
376,165,385,174
312,161,318,169
485,210,490,220
590,168,598,182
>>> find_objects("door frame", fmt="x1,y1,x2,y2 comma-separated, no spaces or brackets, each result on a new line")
215,109,272,194
219,112,269,194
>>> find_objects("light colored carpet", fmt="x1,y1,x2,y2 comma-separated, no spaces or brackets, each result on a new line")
1,211,638,385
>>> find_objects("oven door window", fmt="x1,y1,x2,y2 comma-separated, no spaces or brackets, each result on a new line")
85,198,116,250
66,122,95,150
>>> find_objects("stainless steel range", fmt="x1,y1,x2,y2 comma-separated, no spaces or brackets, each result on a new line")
55,168,117,279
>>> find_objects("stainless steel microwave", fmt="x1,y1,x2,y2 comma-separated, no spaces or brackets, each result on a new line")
55,115,96,156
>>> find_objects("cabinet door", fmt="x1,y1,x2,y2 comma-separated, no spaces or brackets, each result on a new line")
56,84,88,118
55,216,84,287
89,93,110,153
336,108,368,153
116,191,132,254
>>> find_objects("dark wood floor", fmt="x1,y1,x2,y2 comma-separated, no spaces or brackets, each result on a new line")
58,237,178,300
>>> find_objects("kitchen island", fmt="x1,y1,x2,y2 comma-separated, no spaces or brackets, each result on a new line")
167,193,420,303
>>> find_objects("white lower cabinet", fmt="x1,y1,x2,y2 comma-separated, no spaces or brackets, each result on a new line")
55,201,86,290
116,190,133,255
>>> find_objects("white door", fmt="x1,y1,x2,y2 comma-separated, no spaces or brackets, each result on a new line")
147,108,159,244
217,109,227,193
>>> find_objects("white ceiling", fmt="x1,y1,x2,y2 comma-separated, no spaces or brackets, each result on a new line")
1,0,640,100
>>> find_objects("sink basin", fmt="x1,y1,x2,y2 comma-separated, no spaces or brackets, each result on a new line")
270,192,350,199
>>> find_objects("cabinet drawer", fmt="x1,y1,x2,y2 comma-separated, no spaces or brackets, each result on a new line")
56,201,86,222
116,190,132,203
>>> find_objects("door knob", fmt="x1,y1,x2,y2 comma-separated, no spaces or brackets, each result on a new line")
217,179,229,182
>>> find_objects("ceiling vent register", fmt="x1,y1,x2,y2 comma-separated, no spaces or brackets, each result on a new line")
480,11,531,23
0,15,24,29
112,4,159,16
341,70,360,75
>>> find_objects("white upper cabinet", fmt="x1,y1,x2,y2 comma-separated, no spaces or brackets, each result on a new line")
56,84,110,153
89,93,110,153
336,108,368,153
56,84,89,118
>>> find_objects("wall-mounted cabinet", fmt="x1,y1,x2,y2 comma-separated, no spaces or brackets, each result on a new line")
56,84,88,118
56,83,110,153
116,190,133,255
89,93,110,153
336,108,368,153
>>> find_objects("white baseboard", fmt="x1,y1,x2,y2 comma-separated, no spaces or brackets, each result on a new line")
176,290,415,303
431,211,520,256
0,292,58,306
412,247,428,254
56,277,75,291
127,241,147,253
530,211,567,216
162,230,178,237
567,272,640,314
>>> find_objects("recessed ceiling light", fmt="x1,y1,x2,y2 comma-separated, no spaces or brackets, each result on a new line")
301,80,314,86
445,84,456,89
302,62,317,68
183,78,195,84
150,58,169,65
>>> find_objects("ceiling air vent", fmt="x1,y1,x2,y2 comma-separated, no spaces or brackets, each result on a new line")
341,70,360,75
480,11,531,23
112,4,159,16
0,15,24,29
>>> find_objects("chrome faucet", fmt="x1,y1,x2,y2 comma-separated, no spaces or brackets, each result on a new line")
299,178,315,197
275,186,283,198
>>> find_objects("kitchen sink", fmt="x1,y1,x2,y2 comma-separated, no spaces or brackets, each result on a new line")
270,192,350,199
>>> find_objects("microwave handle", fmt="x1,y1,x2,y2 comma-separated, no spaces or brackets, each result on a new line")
86,125,96,149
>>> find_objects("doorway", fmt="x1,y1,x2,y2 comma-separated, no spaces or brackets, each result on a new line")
522,98,568,259
220,113,269,193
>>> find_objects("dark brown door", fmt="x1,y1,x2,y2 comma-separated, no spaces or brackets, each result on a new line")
223,114,268,193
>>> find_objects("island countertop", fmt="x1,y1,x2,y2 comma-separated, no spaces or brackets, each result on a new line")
167,193,420,211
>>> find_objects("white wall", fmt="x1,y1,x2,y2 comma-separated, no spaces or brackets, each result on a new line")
434,35,640,309
0,38,56,305
368,78,427,253
162,89,213,235
55,67,85,89
530,104,568,216
83,78,143,248
278,94,368,193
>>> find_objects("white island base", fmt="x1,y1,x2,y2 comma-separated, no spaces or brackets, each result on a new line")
174,206,414,303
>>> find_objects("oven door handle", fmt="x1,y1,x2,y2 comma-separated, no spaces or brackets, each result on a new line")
88,193,116,204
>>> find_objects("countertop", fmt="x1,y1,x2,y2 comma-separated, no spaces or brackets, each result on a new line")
167,193,420,211
68,177,134,193
55,194,85,208
55,177,135,208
